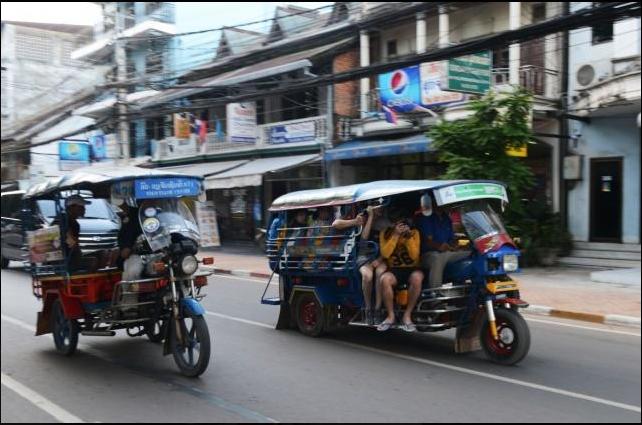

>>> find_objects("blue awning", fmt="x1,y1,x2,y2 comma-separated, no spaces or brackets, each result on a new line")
324,134,432,161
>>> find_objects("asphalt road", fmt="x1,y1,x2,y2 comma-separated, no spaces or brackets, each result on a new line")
1,265,641,423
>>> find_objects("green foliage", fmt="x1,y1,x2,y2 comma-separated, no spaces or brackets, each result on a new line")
429,88,535,215
430,88,569,266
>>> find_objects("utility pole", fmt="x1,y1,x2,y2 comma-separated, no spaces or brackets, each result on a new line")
115,2,130,163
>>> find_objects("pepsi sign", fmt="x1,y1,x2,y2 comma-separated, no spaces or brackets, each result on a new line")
378,66,422,113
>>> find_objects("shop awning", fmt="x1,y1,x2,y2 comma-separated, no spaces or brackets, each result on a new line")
204,154,320,190
139,39,352,109
324,134,433,161
72,90,160,118
31,116,96,145
155,160,249,178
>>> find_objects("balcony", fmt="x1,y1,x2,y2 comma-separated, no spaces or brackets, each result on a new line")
491,65,560,99
152,115,327,162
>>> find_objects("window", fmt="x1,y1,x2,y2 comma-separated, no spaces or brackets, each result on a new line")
146,2,162,16
145,51,163,76
591,3,613,44
492,47,509,69
15,30,51,63
62,41,84,68
387,40,398,57
532,3,546,23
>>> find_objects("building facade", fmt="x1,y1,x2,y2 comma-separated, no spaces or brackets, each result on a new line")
566,2,641,245
1,20,102,185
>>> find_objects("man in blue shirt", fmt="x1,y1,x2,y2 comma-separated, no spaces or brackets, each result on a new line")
415,194,469,288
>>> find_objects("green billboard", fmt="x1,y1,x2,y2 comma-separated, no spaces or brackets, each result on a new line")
444,51,492,95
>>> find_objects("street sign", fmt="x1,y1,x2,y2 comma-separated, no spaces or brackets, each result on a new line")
443,51,492,95
434,182,508,206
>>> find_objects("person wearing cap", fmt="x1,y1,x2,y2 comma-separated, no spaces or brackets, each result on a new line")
64,195,96,272
377,206,423,332
416,193,469,288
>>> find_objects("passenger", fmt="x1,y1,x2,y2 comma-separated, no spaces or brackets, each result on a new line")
116,201,142,271
331,204,365,230
309,206,334,237
288,210,308,238
416,194,469,289
377,207,423,332
63,195,97,272
359,204,390,324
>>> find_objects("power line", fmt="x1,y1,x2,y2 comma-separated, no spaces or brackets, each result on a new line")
115,3,639,122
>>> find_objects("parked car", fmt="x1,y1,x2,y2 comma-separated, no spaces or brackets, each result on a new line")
1,190,120,268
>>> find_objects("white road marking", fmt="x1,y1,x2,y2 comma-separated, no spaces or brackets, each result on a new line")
1,373,85,423
206,311,642,414
524,315,641,337
213,274,642,337
213,273,275,285
206,312,273,329
1,314,278,424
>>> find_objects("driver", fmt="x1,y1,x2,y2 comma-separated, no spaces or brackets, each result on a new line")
64,195,98,272
416,194,469,289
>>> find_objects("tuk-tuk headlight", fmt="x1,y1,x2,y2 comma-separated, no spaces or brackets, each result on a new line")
503,254,519,272
180,255,198,275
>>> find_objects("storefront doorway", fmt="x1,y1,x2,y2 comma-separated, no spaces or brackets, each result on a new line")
590,157,623,242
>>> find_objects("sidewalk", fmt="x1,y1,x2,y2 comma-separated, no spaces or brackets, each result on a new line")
200,246,641,328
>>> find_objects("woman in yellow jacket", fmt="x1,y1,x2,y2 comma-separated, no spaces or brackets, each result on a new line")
377,208,424,332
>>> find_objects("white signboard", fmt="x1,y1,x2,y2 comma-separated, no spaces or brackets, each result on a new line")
105,133,119,159
196,201,221,248
27,225,63,263
227,102,257,143
268,121,316,144
420,62,466,107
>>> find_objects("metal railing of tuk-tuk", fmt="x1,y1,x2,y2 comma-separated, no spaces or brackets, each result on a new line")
266,225,377,275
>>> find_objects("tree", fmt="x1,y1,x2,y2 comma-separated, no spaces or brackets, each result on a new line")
429,88,573,265
429,87,535,216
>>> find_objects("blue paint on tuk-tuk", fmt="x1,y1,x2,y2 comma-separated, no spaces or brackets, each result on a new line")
262,179,531,365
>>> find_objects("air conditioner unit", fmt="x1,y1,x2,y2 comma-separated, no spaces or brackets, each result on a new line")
576,64,595,87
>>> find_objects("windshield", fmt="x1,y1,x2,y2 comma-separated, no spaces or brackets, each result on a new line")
37,198,118,223
139,199,200,251
459,202,508,242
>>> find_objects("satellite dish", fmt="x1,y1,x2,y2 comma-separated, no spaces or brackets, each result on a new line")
577,64,595,87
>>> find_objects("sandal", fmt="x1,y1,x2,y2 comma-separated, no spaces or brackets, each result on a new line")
377,319,394,332
400,321,417,333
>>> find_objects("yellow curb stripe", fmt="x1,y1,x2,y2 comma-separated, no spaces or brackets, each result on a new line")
549,310,605,324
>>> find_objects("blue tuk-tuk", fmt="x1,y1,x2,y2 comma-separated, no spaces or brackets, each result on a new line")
262,180,531,365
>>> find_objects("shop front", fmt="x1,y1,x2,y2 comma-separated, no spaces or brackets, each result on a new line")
204,154,322,243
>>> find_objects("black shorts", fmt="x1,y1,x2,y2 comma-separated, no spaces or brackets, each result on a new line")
389,268,418,287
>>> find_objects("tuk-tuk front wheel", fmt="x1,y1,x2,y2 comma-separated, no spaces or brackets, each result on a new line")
480,307,530,365
294,293,325,337
170,315,211,377
51,299,79,356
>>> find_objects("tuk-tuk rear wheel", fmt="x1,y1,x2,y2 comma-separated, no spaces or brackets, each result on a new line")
480,307,530,365
294,293,325,337
51,299,79,356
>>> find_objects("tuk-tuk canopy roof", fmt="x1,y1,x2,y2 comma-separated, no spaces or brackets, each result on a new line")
269,180,508,211
24,164,203,199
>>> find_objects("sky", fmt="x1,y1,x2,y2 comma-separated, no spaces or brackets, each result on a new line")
0,2,333,28
1,2,334,71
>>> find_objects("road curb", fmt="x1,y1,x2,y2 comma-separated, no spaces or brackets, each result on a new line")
213,269,641,329
526,304,641,329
